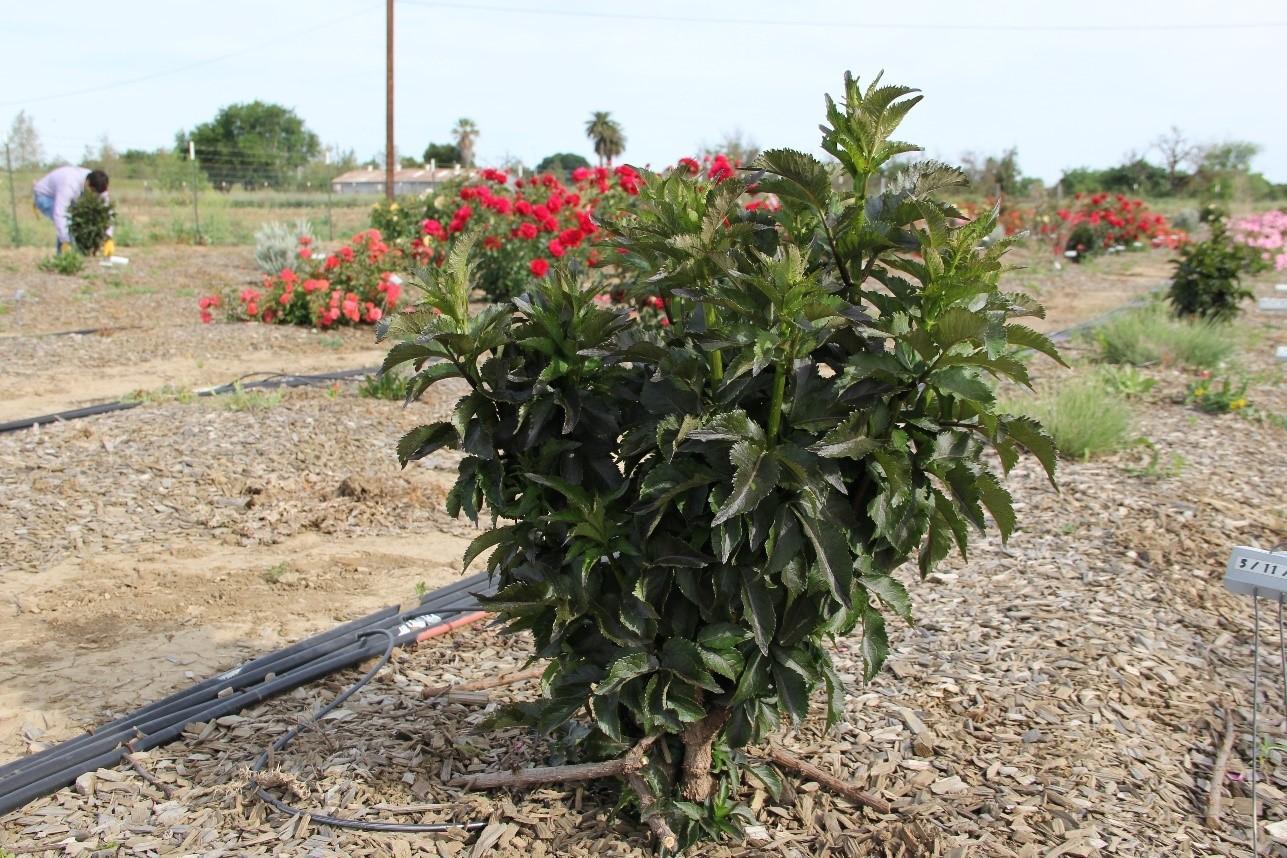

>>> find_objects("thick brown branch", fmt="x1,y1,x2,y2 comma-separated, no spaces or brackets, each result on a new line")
625,770,678,852
1205,706,1236,829
450,758,629,790
449,735,656,791
420,666,545,699
679,707,730,802
764,747,892,815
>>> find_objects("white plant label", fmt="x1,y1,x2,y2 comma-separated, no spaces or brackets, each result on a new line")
1226,546,1287,597
1259,298,1287,312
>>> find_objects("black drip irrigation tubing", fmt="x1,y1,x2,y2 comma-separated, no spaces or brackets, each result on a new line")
0,572,494,818
0,366,381,435
0,325,144,340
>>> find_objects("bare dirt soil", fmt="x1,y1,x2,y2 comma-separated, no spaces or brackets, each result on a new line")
0,243,1283,856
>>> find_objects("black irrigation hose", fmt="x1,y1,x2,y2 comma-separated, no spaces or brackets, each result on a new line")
0,575,492,817
0,631,406,817
0,366,381,435
249,624,492,833
0,399,142,433
0,622,390,791
193,367,379,398
0,325,143,339
0,604,400,785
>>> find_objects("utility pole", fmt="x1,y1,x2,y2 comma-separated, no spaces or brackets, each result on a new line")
385,0,395,200
4,144,20,247
188,140,202,244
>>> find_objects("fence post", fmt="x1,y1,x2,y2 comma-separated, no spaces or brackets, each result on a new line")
188,140,202,244
4,144,19,247
326,179,335,241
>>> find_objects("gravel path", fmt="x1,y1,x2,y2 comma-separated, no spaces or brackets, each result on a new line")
3,334,1285,856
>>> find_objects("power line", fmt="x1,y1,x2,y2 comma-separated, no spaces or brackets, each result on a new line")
400,1,1287,32
0,2,381,108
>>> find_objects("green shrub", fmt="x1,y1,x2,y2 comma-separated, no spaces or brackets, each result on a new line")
1096,365,1156,399
1008,379,1132,459
37,250,85,276
1161,320,1236,368
67,191,115,255
357,368,405,400
254,218,315,274
381,72,1060,850
1090,305,1234,368
1185,375,1250,414
1167,220,1254,322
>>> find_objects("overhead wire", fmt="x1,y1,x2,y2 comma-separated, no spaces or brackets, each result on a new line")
0,2,383,108
399,1,1287,33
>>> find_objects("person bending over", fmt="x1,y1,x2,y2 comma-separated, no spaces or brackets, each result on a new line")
32,166,114,256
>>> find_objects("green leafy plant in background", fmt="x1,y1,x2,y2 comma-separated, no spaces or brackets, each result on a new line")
1090,304,1234,369
254,218,315,275
67,190,115,255
381,72,1060,851
1096,364,1156,399
1167,219,1255,322
1185,375,1250,414
358,367,406,400
1123,438,1184,479
37,250,85,276
1005,378,1132,459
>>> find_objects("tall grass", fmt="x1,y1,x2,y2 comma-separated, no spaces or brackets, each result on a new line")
1088,304,1234,369
1005,378,1133,460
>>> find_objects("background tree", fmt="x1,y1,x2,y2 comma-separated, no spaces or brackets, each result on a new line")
423,141,462,167
179,101,320,190
1058,158,1171,197
5,111,44,169
959,147,1029,195
699,129,760,165
1191,140,1263,200
1151,126,1199,194
535,152,591,174
585,111,625,167
1198,140,1260,174
81,134,120,172
452,119,479,168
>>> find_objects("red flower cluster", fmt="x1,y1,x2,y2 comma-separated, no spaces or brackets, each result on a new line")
1055,193,1186,253
367,155,772,303
708,154,736,183
371,165,646,301
197,294,222,325
199,231,403,327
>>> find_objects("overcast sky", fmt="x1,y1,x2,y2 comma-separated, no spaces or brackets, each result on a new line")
2,0,1284,182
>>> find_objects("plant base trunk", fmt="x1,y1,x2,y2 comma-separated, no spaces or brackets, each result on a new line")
679,707,729,802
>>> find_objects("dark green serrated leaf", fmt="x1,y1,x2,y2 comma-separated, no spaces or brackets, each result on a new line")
712,440,780,525
396,423,458,467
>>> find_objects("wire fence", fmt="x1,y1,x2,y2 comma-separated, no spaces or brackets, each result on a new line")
1,151,386,250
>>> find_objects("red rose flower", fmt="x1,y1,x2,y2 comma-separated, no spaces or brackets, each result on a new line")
529,258,550,277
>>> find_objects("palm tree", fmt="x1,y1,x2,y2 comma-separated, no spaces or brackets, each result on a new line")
585,111,625,168
452,118,479,169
